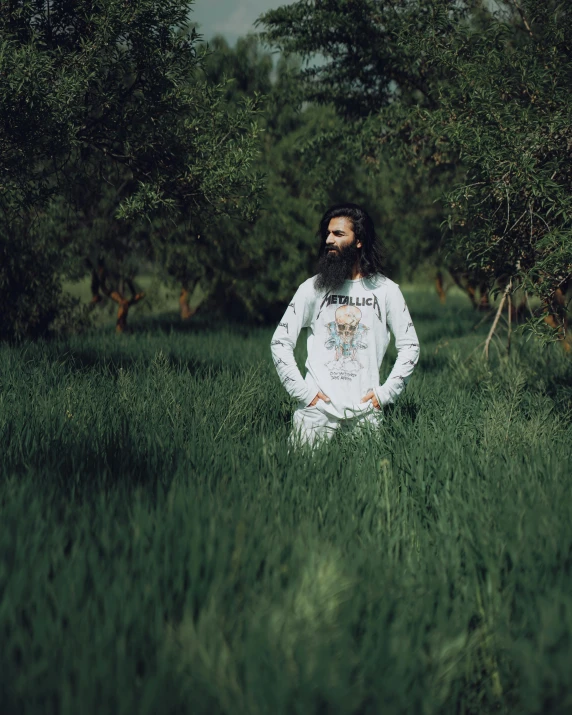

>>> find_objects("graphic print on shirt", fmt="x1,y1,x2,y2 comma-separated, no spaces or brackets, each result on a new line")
324,304,369,381
317,291,382,321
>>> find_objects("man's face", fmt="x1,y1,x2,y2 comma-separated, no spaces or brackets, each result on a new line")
324,217,361,254
315,215,362,292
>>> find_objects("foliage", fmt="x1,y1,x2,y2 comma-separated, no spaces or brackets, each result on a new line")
259,0,464,274
155,36,331,322
416,2,572,315
0,0,262,220
0,225,87,341
261,0,572,327
180,34,439,322
1,288,572,712
0,0,263,338
202,97,342,322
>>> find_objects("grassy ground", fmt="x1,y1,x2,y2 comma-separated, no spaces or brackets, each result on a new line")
1,286,571,714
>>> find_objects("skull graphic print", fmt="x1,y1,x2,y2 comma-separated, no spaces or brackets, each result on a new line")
325,305,369,379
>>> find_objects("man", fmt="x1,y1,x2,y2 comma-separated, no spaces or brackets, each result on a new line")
271,203,420,446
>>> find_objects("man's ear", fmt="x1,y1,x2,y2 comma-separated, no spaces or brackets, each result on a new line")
356,240,362,249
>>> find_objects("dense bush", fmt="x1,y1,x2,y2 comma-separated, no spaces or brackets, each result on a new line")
0,0,262,338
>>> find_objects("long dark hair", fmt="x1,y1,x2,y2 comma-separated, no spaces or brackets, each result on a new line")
317,203,385,279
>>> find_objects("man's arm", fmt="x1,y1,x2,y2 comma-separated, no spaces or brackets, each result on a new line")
270,283,316,406
373,284,420,407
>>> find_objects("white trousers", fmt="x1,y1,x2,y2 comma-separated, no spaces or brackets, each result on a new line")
291,402,382,447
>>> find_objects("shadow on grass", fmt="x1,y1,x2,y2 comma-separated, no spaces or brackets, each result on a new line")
4,431,174,498
63,347,259,380
57,311,273,377
384,398,420,423
130,310,265,338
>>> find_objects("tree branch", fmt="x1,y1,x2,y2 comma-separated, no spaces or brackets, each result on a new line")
484,279,512,359
507,0,534,38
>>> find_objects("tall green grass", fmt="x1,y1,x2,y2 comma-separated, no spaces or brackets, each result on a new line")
1,288,571,714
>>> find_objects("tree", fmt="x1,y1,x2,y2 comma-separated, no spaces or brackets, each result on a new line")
176,38,361,323
0,0,263,337
261,0,572,344
415,2,572,344
174,33,445,323
259,0,464,280
154,33,277,322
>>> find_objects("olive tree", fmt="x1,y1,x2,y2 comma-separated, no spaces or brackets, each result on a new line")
261,0,572,344
0,0,263,337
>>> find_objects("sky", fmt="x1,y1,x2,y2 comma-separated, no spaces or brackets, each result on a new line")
191,0,294,45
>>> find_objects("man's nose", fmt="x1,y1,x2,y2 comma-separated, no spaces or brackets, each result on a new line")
326,232,335,244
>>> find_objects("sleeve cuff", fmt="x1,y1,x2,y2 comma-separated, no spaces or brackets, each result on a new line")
302,386,316,406
373,385,393,407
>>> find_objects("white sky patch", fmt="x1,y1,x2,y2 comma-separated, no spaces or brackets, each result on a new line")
192,0,295,44
212,5,253,36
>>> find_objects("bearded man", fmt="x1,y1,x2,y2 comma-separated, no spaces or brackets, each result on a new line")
271,202,420,446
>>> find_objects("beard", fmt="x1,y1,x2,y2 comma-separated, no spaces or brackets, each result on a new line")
314,240,360,293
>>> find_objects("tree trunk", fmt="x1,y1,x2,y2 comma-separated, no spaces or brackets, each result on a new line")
110,290,144,333
88,260,144,332
111,292,130,333
477,289,490,311
179,286,197,320
483,280,512,359
435,271,446,304
544,289,571,352
90,268,103,305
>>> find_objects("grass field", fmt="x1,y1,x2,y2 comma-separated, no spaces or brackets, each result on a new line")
1,286,572,714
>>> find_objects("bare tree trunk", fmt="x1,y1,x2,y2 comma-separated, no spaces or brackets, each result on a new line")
435,271,446,304
179,285,197,320
483,279,512,359
88,259,144,332
544,288,571,352
477,288,490,312
449,269,478,308
90,268,103,305
110,290,144,333
509,293,527,322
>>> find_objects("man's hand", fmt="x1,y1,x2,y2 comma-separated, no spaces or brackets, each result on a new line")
361,390,381,410
308,391,330,407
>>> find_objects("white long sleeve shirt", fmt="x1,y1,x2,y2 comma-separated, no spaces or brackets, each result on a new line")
270,274,420,420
